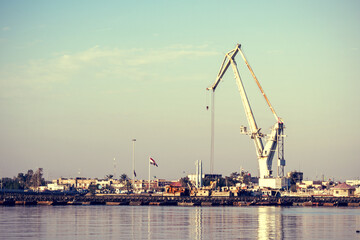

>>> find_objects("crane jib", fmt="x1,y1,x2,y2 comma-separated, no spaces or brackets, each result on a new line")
207,43,286,181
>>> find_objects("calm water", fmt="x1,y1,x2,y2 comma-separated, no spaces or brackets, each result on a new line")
0,205,359,240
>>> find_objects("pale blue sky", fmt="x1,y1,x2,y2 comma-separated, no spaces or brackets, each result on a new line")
1,1,359,181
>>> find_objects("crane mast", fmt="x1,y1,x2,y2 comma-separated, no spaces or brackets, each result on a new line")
207,44,286,187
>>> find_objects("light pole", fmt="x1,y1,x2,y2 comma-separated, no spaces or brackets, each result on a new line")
132,139,136,188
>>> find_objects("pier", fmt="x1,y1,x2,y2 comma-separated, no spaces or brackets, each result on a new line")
1,191,360,207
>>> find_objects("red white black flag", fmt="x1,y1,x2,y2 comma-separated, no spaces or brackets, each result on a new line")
149,157,158,167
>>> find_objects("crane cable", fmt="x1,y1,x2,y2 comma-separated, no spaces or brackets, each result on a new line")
205,89,209,110
237,46,280,123
210,90,215,174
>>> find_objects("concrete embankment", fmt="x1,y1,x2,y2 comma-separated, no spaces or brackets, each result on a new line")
1,192,360,207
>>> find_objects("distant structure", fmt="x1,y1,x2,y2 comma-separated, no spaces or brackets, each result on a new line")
195,160,203,188
188,173,221,188
287,171,304,183
113,158,117,179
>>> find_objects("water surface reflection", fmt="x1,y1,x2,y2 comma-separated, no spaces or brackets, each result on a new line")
0,205,359,239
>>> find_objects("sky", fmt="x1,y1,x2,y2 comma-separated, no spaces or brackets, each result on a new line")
1,1,359,181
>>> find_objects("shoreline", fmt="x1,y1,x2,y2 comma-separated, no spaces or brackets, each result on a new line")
1,192,360,207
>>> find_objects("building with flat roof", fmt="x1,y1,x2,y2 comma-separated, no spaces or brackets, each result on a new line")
346,180,360,186
331,183,356,197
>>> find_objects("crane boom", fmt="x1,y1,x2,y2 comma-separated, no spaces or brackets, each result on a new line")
228,52,264,158
237,49,280,122
207,44,286,180
207,48,239,91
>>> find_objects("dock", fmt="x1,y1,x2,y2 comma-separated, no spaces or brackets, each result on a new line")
1,191,360,207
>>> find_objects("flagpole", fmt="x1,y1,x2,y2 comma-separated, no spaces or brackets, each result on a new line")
148,156,151,191
132,139,136,189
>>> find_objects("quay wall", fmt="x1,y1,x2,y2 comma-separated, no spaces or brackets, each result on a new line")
1,192,360,207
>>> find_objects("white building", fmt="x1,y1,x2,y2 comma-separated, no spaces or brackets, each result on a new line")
47,183,65,191
346,180,360,187
331,183,356,197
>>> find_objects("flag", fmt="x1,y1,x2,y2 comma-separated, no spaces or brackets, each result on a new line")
134,170,137,177
149,157,158,167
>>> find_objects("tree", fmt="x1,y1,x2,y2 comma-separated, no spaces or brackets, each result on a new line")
229,172,240,181
105,174,114,180
17,173,26,188
203,175,222,187
224,176,234,187
1,168,45,190
31,168,45,188
119,174,132,191
125,181,133,191
230,172,240,178
1,177,22,189
25,169,34,189
216,177,226,188
120,174,129,182
179,177,190,187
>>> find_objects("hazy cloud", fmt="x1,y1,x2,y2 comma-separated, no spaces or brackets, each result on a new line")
0,45,218,99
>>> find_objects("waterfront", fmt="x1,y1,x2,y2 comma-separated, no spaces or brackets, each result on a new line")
0,206,359,240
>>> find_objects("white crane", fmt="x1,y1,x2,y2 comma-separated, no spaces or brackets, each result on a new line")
207,44,287,188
